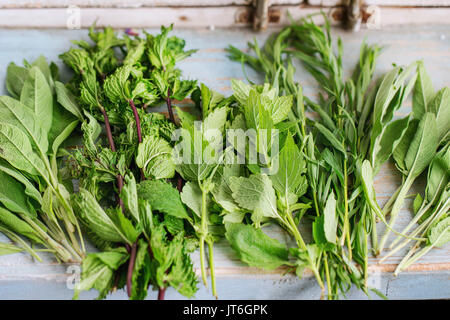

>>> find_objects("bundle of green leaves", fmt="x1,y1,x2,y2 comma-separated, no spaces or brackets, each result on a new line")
226,14,449,299
0,19,448,301
0,55,85,263
59,25,203,300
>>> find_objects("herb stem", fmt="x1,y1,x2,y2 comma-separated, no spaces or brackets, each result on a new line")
128,99,142,143
207,240,217,299
165,88,184,191
0,226,43,262
313,193,320,217
199,183,208,287
342,158,352,260
158,288,166,300
388,191,439,250
378,175,414,254
166,88,175,124
284,208,325,292
199,238,207,286
99,105,124,208
128,98,146,180
323,252,332,300
285,211,307,251
126,242,137,297
99,106,117,152
21,214,74,262
369,202,378,255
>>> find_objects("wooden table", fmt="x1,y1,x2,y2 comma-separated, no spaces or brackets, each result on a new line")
0,25,449,299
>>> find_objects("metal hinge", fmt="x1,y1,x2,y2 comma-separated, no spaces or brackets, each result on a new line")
343,0,363,31
253,0,270,31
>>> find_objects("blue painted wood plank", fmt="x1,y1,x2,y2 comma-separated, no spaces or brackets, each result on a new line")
0,25,449,299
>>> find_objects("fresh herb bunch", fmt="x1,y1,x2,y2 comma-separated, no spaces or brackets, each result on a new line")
226,14,449,299
379,70,450,273
0,56,85,263
0,19,447,301
60,25,201,300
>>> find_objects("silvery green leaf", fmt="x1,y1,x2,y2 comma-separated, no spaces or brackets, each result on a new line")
20,67,53,135
404,112,439,178
54,81,83,120
0,95,49,155
428,217,450,247
429,87,450,143
371,116,410,174
0,159,41,204
0,122,47,178
6,63,29,99
412,62,434,120
323,192,337,244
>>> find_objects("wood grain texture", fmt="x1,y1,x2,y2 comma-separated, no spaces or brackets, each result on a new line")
0,26,449,299
308,0,450,6
1,6,450,28
1,0,449,8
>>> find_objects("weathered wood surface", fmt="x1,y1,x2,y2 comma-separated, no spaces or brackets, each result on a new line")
309,0,450,6
1,0,449,8
1,4,450,28
0,26,449,299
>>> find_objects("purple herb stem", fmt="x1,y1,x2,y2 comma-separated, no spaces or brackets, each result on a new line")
100,106,124,208
158,288,166,300
126,242,138,297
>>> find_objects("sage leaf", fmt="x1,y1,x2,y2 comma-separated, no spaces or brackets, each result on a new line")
412,62,434,120
20,67,53,135
54,81,83,120
0,122,47,178
428,217,450,247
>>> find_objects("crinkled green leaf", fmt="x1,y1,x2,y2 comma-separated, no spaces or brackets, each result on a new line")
138,180,190,220
73,188,129,243
136,135,175,180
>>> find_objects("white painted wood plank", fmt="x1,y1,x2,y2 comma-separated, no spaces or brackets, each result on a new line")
0,0,253,8
2,0,449,8
308,0,450,6
0,0,307,8
0,6,449,28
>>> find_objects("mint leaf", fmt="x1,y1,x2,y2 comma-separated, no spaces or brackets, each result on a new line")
225,223,290,270
138,180,190,220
